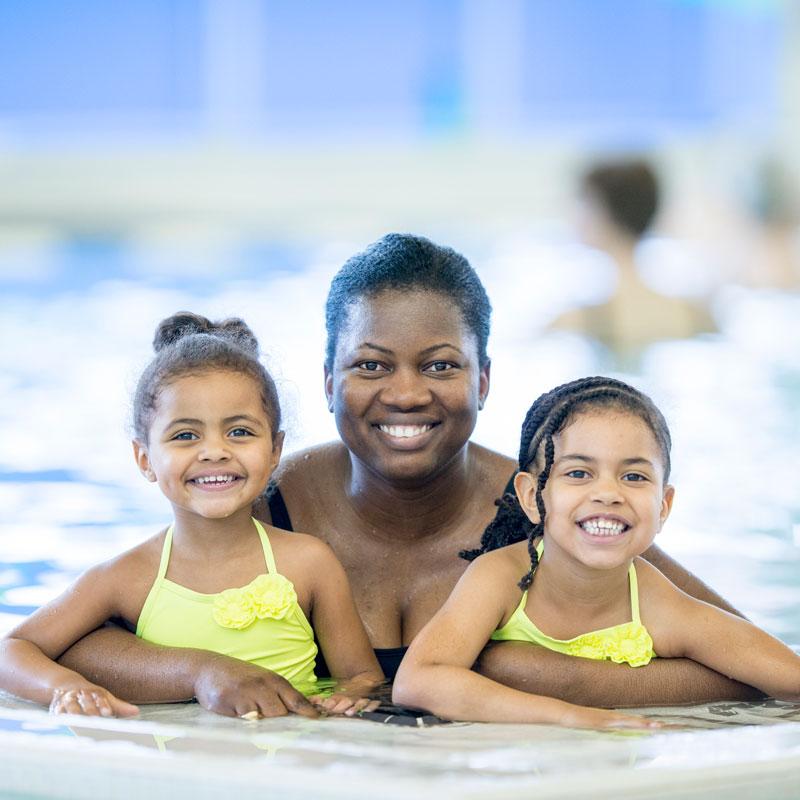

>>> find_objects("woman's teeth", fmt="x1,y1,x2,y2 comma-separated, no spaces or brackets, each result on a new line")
378,424,433,438
580,518,628,536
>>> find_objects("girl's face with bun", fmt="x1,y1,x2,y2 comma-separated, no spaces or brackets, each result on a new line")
133,369,283,524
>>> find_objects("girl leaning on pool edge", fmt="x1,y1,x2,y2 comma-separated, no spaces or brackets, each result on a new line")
57,234,761,717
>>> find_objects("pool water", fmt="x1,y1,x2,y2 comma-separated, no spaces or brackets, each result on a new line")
1,236,799,798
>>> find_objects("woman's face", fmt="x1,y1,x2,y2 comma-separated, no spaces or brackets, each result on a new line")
325,289,490,487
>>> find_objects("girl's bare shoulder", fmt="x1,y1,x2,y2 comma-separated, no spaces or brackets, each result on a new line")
94,529,166,588
468,541,530,582
264,525,339,569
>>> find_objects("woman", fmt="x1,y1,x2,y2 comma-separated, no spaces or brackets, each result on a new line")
60,234,758,717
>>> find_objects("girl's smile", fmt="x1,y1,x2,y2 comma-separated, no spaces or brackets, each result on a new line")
133,371,282,523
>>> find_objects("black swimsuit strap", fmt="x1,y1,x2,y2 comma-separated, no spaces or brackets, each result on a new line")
266,485,294,532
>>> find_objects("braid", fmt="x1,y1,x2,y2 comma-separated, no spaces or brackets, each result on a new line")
470,375,673,592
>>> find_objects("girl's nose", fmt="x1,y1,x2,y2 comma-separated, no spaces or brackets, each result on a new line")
591,477,624,504
379,367,433,410
199,436,231,461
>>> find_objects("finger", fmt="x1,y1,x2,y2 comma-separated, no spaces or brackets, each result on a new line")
108,695,140,718
330,698,355,715
76,690,103,716
605,714,659,729
345,698,379,716
280,688,319,719
60,691,86,716
251,696,289,719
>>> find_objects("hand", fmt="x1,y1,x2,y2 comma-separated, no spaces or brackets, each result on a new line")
559,704,661,731
308,692,381,717
49,684,139,718
193,656,319,719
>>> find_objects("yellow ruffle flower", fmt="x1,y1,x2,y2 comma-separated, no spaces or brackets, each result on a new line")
564,622,654,667
212,573,297,630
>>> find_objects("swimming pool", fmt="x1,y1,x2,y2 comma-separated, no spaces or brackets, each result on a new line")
1,236,799,797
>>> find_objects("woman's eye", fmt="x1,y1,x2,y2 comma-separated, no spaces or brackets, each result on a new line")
172,431,197,441
425,361,454,373
356,361,386,372
229,428,253,438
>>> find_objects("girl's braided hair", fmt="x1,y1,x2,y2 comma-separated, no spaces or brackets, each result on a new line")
461,376,671,589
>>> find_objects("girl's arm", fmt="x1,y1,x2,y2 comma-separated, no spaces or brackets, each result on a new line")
646,565,800,701
305,540,383,714
392,556,658,729
0,562,139,716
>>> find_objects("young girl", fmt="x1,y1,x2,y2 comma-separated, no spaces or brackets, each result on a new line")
0,312,383,718
393,376,800,729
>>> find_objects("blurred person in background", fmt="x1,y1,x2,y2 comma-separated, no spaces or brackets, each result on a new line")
738,157,800,291
551,158,717,364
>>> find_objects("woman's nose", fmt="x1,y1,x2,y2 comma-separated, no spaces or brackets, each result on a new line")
379,367,432,410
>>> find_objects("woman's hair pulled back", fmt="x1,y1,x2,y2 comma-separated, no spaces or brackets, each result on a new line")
133,311,281,442
324,233,492,369
462,376,671,590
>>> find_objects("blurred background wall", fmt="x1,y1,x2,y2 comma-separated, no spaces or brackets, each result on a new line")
0,0,793,246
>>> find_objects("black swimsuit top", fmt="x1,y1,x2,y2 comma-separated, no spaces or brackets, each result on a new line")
265,474,517,681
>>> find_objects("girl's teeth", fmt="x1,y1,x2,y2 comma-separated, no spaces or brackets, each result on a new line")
580,519,627,536
195,475,236,484
379,424,432,438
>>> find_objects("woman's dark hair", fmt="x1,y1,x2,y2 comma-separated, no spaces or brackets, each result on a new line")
133,311,281,442
324,233,492,369
583,159,660,238
461,376,671,590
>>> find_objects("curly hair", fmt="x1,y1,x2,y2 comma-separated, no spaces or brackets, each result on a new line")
133,311,281,442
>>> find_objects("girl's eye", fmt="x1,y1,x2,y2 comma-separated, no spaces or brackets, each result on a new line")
424,361,455,373
623,472,648,482
356,361,387,372
172,431,198,441
565,469,590,479
229,428,252,438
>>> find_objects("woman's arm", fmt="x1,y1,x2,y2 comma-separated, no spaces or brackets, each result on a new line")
393,557,656,729
58,625,318,718
475,641,762,706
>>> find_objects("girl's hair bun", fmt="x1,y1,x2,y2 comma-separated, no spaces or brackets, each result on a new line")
153,312,258,355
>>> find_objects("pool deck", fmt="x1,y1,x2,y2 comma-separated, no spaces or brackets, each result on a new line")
1,696,799,799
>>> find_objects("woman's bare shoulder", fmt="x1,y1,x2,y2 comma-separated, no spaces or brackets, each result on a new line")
274,442,347,489
468,442,516,480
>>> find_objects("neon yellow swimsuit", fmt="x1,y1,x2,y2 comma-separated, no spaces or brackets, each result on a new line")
491,542,655,667
136,518,319,693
